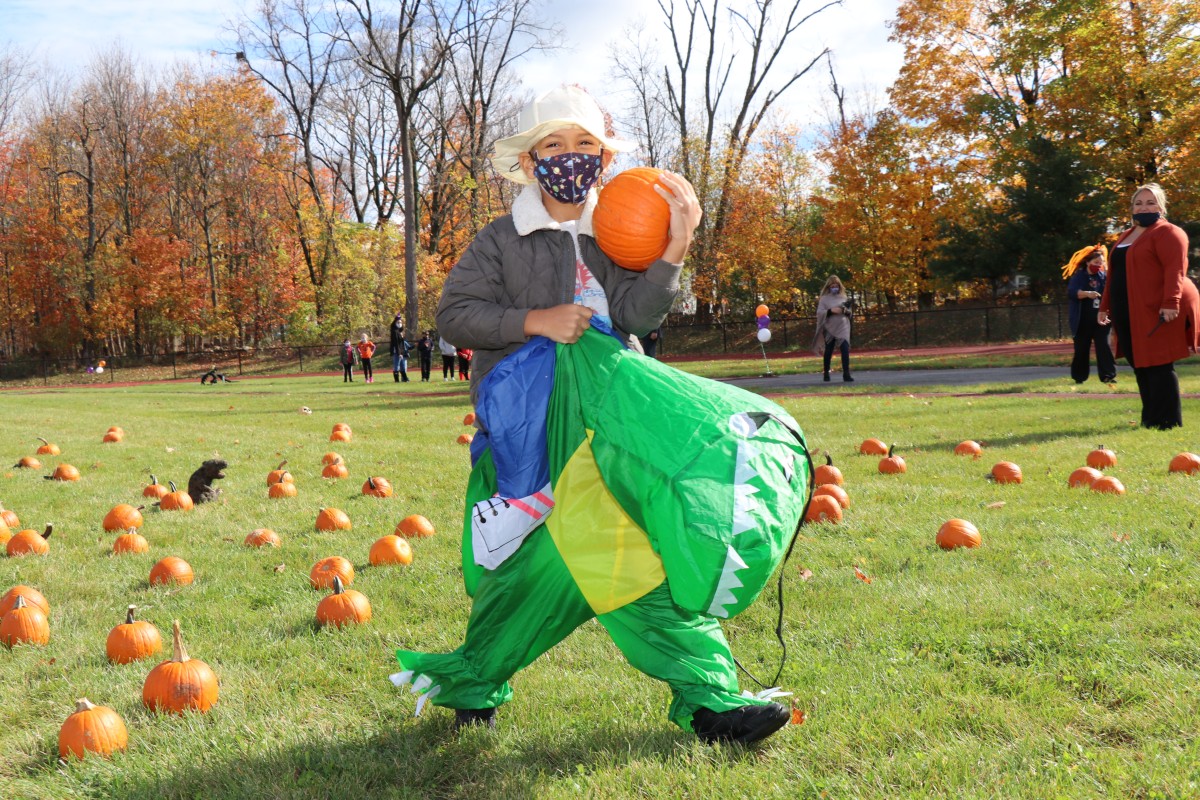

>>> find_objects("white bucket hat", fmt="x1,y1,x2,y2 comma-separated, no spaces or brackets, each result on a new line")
491,85,634,184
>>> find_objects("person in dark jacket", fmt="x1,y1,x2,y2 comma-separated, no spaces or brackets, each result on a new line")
389,314,411,382
1064,245,1116,385
416,331,434,381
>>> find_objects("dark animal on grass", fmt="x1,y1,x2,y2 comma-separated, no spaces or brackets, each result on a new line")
188,459,228,504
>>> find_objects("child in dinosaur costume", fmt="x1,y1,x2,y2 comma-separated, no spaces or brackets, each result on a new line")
393,86,810,745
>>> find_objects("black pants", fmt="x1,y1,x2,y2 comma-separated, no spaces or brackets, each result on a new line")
1071,315,1116,383
1114,316,1182,429
442,355,456,378
458,354,470,380
823,338,851,376
420,354,432,381
343,364,353,382
361,357,373,381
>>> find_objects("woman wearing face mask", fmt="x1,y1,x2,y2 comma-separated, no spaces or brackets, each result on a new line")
1063,244,1116,385
1097,183,1200,429
812,275,853,382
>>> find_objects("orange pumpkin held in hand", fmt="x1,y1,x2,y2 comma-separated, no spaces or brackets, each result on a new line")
1086,445,1117,470
315,507,351,532
244,528,280,548
106,605,162,664
396,514,435,538
804,494,843,524
35,437,61,456
1,595,50,647
6,524,53,557
113,528,149,555
159,482,193,511
991,461,1023,484
812,454,843,487
936,519,981,550
1068,466,1102,489
592,167,671,271
954,440,982,458
310,556,354,590
103,504,145,532
1168,452,1200,475
878,446,906,475
143,475,170,499
46,463,81,481
369,534,413,566
142,620,218,714
149,556,194,586
58,698,128,760
813,483,850,509
266,460,292,487
859,438,889,456
1091,476,1126,495
362,476,393,498
0,585,49,617
316,575,372,628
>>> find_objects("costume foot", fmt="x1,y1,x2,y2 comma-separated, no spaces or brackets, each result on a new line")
691,703,790,745
454,708,496,731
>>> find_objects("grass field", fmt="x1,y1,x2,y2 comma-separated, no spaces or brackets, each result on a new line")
2,368,1199,799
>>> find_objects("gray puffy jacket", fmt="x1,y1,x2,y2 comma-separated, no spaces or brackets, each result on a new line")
436,184,681,402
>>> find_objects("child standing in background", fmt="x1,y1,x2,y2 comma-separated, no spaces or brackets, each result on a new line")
439,336,457,381
339,339,356,382
457,347,472,381
357,333,377,383
417,331,434,381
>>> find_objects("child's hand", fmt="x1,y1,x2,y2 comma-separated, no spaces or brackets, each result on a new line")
654,172,702,265
525,304,594,343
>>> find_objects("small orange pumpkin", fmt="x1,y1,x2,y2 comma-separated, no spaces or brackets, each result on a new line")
1,585,49,617
58,698,128,759
804,494,843,524
149,556,194,586
244,528,280,548
310,556,354,589
991,461,1023,484
113,528,149,555
0,505,18,528
321,452,343,466
812,454,843,487
102,429,124,443
315,507,351,532
362,476,393,498
0,523,8,549
1068,466,1102,489
1168,452,1200,475
330,428,352,443
592,167,671,270
159,481,193,511
1087,445,1117,470
268,478,298,499
936,519,981,550
369,534,413,566
954,440,982,458
46,463,81,481
321,458,348,479
396,514,435,538
103,503,145,532
36,437,61,455
316,575,372,628
106,426,125,436
1,595,50,646
332,422,352,433
106,605,162,664
13,455,42,469
456,433,473,445
463,412,477,426
859,438,889,456
142,620,218,714
6,523,53,557
266,460,293,487
1091,476,1126,495
812,483,850,509
878,446,906,475
143,475,170,499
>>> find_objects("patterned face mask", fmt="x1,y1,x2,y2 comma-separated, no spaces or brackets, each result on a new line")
532,151,604,205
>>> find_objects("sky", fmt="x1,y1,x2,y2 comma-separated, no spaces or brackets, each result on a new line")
2,0,904,126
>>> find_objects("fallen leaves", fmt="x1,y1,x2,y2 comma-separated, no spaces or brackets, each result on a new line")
854,565,872,584
1111,532,1131,543
984,501,1006,509
798,567,814,581
790,705,807,725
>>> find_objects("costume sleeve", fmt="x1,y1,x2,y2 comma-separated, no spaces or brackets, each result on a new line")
1156,225,1189,311
599,257,682,337
437,223,530,349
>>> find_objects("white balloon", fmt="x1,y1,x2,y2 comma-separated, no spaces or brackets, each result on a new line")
756,328,771,343
95,366,104,373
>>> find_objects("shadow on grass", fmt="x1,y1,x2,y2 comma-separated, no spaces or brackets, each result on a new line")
95,716,757,800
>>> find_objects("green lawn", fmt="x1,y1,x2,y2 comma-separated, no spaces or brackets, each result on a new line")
2,370,1199,799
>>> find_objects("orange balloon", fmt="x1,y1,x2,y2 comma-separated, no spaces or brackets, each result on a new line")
755,304,769,318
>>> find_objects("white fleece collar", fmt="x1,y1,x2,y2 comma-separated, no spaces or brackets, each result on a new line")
512,183,596,238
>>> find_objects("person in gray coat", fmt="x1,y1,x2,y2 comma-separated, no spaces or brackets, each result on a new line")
812,275,854,382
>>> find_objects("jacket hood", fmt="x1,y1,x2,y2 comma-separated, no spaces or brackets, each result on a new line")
512,183,596,238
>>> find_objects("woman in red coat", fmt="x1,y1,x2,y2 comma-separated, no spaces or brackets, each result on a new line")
1099,183,1200,429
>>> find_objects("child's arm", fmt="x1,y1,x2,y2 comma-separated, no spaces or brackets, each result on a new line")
436,225,529,349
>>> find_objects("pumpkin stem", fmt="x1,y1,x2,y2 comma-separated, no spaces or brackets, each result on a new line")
168,481,177,492
125,605,137,625
368,477,377,490
276,460,288,470
825,453,833,467
42,523,53,540
13,595,26,610
332,575,345,595
149,474,158,485
74,698,97,713
887,445,895,458
171,620,190,663
37,437,50,445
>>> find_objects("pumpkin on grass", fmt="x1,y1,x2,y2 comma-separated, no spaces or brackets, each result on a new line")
859,438,889,456
991,462,1023,484
316,575,372,628
362,476,393,498
592,167,671,270
321,452,343,466
149,556,194,586
954,440,982,458
7,523,53,557
158,482,193,511
369,534,413,566
0,523,8,549
58,698,128,760
1068,467,1102,489
812,454,843,487
1168,452,1200,475
266,460,292,487
1,595,50,646
1,585,49,617
113,528,149,555
142,620,218,714
268,477,298,499
456,433,473,445
812,483,850,509
936,519,981,550
803,494,843,524
36,437,61,456
46,463,81,481
102,429,124,443
878,446,907,475
244,528,280,548
143,475,170,499
106,605,162,664
1087,445,1118,470
1091,476,1126,495
103,504,144,532
321,458,348,479
315,507,351,532
330,428,352,443
463,412,476,426
396,514,435,538
0,505,19,528
310,556,354,590
13,456,42,469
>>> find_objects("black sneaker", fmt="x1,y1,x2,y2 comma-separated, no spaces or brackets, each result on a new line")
843,374,855,382
691,703,790,745
454,707,496,731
